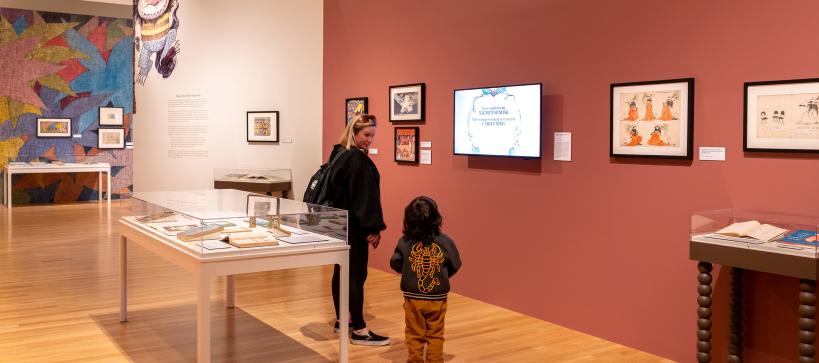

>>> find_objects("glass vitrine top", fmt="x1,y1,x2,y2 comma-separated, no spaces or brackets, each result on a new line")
131,189,343,221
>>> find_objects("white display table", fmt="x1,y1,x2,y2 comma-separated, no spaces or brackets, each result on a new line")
3,162,111,207
120,190,351,363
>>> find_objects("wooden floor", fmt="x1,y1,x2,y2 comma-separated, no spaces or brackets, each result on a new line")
0,202,672,362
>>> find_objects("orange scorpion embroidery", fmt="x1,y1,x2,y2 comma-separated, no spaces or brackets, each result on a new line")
409,242,444,293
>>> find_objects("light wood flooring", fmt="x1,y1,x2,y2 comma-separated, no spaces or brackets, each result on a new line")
0,202,672,362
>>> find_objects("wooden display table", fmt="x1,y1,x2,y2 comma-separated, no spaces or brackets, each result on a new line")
690,235,818,363
213,178,292,198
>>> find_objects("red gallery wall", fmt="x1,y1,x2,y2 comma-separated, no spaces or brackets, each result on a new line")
323,1,819,361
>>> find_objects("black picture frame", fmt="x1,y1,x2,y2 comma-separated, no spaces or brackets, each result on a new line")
36,118,72,138
345,97,368,125
99,106,124,126
389,83,425,122
610,78,695,159
98,128,125,149
247,111,280,143
394,126,420,163
743,78,819,153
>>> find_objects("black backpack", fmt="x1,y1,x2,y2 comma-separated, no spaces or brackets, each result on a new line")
303,149,348,206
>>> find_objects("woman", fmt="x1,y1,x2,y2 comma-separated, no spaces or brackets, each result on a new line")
327,114,389,346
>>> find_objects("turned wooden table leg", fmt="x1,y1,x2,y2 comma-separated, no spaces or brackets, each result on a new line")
698,261,713,363
729,268,744,363
800,280,816,363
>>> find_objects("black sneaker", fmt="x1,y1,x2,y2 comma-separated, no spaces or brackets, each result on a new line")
333,321,352,333
350,330,390,346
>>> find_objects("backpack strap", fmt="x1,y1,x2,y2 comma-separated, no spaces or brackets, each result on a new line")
327,148,350,168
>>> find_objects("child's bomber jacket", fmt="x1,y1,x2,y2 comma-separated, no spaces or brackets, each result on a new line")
390,233,462,300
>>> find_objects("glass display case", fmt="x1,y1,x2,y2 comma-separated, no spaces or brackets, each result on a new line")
213,168,292,198
126,189,347,256
691,209,819,257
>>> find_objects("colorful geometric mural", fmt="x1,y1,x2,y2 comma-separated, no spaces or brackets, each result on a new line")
0,8,134,204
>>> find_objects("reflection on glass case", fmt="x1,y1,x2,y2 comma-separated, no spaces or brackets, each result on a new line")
691,209,819,257
213,168,292,198
126,189,347,256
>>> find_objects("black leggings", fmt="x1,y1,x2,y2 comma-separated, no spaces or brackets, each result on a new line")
332,239,369,330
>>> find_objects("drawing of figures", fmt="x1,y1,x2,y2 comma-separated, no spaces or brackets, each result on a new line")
135,0,181,85
779,110,785,124
625,126,642,146
648,125,669,146
626,97,639,121
394,92,418,114
799,96,819,124
659,95,677,121
643,95,655,121
760,111,768,125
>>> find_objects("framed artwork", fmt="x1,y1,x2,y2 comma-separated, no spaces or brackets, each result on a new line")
744,78,819,152
247,111,279,142
394,127,420,163
246,194,274,216
389,83,425,122
345,97,368,125
98,128,125,149
99,106,124,126
610,78,694,159
36,118,72,138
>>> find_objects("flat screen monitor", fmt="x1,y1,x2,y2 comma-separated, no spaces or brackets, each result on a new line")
453,83,542,158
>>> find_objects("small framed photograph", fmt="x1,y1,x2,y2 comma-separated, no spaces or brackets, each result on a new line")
389,83,425,122
610,78,694,159
394,127,420,163
246,194,274,216
247,111,279,142
98,128,125,149
99,106,124,126
744,78,819,152
36,118,72,138
345,97,368,125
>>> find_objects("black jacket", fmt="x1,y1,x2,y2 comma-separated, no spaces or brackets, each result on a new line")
327,144,386,240
390,233,462,300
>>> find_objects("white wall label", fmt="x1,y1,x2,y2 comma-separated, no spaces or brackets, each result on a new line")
368,148,378,154
420,149,431,164
420,141,432,148
167,94,209,159
554,132,572,161
699,147,726,161
281,138,293,143
73,134,82,138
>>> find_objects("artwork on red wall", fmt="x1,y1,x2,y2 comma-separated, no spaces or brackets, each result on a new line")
744,78,819,153
610,78,694,159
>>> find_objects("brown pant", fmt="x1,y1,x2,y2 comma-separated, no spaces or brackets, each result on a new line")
404,297,447,363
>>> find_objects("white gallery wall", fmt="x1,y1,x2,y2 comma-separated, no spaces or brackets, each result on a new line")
134,0,323,198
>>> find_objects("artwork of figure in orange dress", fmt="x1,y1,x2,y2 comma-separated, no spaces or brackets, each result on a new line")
642,95,655,121
659,97,675,121
626,127,642,146
625,99,639,121
648,125,668,146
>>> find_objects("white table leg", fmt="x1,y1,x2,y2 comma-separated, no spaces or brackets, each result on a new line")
98,172,102,202
120,236,127,322
107,171,111,204
226,275,235,308
339,253,349,362
6,171,11,208
197,274,211,363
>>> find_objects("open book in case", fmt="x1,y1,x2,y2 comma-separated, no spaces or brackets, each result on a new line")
213,168,292,198
691,209,819,258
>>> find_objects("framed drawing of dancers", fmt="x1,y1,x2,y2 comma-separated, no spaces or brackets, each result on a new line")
744,78,819,152
610,78,694,159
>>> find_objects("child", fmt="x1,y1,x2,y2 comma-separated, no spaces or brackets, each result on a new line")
390,196,462,363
